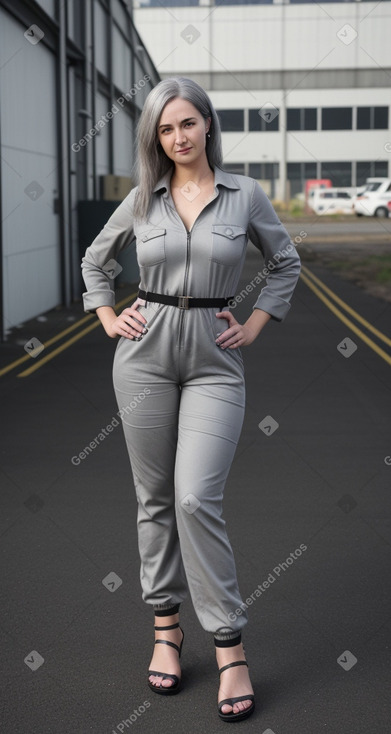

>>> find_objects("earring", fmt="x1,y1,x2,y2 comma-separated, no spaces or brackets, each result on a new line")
207,132,211,138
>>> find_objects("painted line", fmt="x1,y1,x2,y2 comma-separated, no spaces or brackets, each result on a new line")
300,271,391,366
301,265,391,348
17,292,138,378
17,320,103,377
0,313,94,377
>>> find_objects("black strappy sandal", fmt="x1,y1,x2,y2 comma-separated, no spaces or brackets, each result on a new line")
217,660,255,722
215,634,255,722
148,621,184,695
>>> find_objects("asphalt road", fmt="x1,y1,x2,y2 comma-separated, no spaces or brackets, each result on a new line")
0,242,390,733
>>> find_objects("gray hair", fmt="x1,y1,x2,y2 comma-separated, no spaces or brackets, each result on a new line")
132,76,223,222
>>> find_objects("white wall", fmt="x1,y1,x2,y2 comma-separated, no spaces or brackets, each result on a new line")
133,2,390,73
133,2,391,178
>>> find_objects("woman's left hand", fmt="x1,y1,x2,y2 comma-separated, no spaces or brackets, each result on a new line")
215,310,258,349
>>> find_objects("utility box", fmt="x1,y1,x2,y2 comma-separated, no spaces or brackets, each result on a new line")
100,175,133,201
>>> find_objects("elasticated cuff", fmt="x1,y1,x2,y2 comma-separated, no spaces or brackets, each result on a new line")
214,629,242,646
153,603,180,616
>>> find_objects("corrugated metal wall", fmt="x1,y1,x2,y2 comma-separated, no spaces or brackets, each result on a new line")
0,10,61,333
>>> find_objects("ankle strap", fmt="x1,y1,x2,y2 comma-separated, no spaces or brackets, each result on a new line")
219,660,248,675
154,622,179,631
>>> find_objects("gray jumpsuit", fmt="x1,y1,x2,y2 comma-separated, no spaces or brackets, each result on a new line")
81,166,301,640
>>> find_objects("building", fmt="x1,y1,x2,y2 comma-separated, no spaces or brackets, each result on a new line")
133,0,391,199
0,0,160,339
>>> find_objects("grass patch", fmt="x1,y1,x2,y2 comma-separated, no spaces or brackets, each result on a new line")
326,254,391,284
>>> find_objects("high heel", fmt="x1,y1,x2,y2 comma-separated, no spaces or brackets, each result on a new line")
148,621,184,695
215,634,255,722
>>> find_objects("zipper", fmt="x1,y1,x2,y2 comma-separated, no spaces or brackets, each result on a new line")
178,228,191,348
166,189,219,348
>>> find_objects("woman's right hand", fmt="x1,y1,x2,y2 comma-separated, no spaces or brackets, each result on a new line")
96,300,148,340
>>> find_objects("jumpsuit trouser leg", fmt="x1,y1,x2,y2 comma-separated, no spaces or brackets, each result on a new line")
113,373,248,640
112,304,249,641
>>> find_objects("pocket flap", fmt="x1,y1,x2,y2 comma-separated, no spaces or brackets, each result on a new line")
139,228,166,243
212,225,247,239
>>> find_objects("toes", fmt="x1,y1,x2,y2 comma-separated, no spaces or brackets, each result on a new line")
221,699,253,715
149,674,173,689
233,699,252,714
221,704,233,714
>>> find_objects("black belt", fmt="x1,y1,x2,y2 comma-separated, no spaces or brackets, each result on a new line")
138,289,233,310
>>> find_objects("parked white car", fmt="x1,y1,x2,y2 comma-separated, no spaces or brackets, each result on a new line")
353,178,391,218
310,187,356,215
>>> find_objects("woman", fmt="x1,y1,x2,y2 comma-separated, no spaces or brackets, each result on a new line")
81,76,301,722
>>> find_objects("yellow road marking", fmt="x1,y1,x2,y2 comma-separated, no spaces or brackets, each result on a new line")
17,321,103,377
300,271,391,366
3,268,390,377
15,292,138,378
301,265,391,348
0,313,94,377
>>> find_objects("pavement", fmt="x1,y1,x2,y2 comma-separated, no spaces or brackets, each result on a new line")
0,240,391,733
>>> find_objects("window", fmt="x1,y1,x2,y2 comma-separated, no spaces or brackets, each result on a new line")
321,162,352,187
287,108,317,131
322,107,352,130
287,162,317,180
374,107,388,129
224,163,245,175
304,108,317,130
249,108,279,132
357,106,389,130
357,161,389,186
210,0,273,4
287,109,300,131
287,162,317,197
249,163,279,179
357,107,370,129
217,109,244,132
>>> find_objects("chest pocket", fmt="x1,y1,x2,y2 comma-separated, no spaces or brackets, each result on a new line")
137,227,166,266
211,225,247,266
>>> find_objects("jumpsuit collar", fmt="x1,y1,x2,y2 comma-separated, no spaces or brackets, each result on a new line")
152,166,241,200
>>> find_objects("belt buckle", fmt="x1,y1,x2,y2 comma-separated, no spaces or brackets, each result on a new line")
178,295,192,309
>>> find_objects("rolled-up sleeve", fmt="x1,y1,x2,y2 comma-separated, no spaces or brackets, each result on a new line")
81,187,137,313
247,179,301,322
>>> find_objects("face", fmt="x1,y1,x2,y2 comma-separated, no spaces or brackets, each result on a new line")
157,97,211,166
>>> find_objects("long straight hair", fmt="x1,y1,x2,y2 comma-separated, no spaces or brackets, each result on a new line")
133,77,223,222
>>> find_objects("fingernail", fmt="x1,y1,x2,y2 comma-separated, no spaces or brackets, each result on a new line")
143,328,148,334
